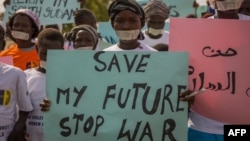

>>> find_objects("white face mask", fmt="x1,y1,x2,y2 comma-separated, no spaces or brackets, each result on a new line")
115,30,140,41
75,47,93,50
11,31,30,40
148,28,164,36
216,0,244,11
40,60,46,69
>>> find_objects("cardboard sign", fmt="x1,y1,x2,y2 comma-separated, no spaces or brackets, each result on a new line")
169,18,250,124
136,0,195,17
3,0,80,25
45,51,189,141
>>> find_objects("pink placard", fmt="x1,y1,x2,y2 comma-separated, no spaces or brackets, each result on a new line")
0,56,13,65
169,18,250,124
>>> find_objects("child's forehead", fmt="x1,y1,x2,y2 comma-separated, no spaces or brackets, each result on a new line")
115,10,140,18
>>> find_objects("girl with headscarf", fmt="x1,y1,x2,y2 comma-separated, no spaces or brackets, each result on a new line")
0,9,40,70
140,0,170,48
64,24,99,50
103,0,156,51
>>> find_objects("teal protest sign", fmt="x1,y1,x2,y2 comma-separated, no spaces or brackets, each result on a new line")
3,0,80,25
136,0,195,17
99,22,118,45
98,40,112,51
45,51,189,141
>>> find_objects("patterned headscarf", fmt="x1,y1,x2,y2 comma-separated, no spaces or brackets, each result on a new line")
108,0,145,27
143,0,169,19
64,24,98,50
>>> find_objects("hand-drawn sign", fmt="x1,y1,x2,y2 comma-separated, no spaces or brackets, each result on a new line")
44,51,189,141
3,0,80,25
169,18,250,124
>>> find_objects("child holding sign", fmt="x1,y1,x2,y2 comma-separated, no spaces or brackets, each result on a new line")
103,0,156,51
24,28,64,141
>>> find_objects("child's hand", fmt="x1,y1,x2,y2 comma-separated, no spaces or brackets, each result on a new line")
179,90,195,109
40,98,51,112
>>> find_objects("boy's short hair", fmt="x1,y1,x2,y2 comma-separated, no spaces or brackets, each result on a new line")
37,28,64,49
74,8,97,26
153,43,169,51
44,24,62,32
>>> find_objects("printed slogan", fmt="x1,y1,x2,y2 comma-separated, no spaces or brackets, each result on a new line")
44,51,189,141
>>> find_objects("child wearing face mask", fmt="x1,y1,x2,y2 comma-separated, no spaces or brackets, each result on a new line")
0,9,40,70
64,24,99,50
24,28,64,141
103,0,156,51
139,0,170,47
207,0,245,19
